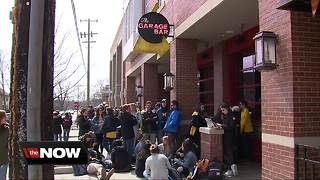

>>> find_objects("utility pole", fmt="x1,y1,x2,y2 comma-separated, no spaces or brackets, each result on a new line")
80,19,97,106
27,0,45,178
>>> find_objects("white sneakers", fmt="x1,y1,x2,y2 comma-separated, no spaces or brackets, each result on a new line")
224,170,233,177
224,164,238,177
231,164,238,176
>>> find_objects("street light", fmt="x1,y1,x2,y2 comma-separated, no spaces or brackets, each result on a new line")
163,72,174,91
253,31,277,71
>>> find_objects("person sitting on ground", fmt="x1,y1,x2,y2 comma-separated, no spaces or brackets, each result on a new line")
134,135,150,156
110,139,132,172
78,132,115,180
135,142,151,178
144,144,172,180
158,136,171,157
174,139,198,177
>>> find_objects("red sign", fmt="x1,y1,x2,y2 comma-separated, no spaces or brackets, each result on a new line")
74,102,80,110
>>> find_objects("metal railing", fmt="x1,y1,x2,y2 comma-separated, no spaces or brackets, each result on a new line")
295,144,320,180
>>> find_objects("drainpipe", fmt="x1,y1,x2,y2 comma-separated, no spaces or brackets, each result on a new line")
27,0,45,179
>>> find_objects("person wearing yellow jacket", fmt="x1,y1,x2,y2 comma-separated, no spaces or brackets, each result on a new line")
239,100,254,160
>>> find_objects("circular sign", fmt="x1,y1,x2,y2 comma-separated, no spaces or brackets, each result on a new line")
138,12,170,43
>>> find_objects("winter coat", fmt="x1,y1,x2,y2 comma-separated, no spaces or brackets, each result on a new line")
90,116,104,134
102,115,120,134
63,117,72,130
163,108,182,134
0,124,9,164
78,115,91,137
111,146,131,171
156,107,169,129
188,111,207,146
120,112,137,140
52,116,63,134
222,113,237,151
141,110,157,133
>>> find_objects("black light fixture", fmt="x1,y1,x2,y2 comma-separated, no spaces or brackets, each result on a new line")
253,31,277,71
136,85,143,97
163,72,174,91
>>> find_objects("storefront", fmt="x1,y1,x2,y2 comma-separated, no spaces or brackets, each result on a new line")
110,0,320,179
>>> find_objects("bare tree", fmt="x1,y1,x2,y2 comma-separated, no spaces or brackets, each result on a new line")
53,17,85,110
0,50,9,111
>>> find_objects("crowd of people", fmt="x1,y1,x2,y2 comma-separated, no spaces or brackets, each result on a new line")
67,98,254,179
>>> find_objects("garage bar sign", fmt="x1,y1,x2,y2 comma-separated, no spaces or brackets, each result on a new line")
138,12,170,43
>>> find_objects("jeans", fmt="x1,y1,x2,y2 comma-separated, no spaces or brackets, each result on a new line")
53,133,62,141
124,138,135,158
63,129,70,141
0,163,8,180
157,130,164,143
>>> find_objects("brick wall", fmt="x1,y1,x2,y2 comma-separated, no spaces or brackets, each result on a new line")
125,76,136,104
201,133,223,161
291,11,320,137
259,0,320,179
259,0,295,137
141,63,159,107
170,38,198,125
262,142,295,179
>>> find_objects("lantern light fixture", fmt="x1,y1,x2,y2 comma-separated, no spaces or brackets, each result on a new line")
136,85,143,97
253,31,277,71
163,72,174,91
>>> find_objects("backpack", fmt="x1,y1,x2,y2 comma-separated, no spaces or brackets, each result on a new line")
207,160,223,180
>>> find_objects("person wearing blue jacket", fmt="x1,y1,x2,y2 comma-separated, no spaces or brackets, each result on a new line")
163,100,182,155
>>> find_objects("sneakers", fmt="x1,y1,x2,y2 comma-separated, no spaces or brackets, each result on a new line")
224,170,233,178
231,164,238,176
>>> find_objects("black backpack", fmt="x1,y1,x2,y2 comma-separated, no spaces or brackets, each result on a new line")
207,160,223,180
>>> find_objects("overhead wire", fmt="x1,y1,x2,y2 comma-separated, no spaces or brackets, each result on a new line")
70,0,86,72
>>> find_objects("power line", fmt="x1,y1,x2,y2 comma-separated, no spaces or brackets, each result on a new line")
70,0,86,72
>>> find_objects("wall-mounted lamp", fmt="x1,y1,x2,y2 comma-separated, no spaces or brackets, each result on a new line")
254,31,277,71
136,85,143,97
163,72,174,91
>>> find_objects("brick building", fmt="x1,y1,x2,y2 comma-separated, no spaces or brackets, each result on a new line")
109,0,320,179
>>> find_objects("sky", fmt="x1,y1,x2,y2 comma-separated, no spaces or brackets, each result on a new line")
0,0,124,99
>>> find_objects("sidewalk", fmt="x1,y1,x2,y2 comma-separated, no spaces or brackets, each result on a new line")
54,124,140,180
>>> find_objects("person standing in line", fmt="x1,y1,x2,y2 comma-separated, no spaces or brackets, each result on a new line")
143,145,172,180
156,99,169,144
53,111,63,141
141,101,157,144
219,103,238,177
119,104,137,159
91,105,106,153
102,108,120,152
87,105,95,120
0,110,9,180
63,112,73,141
130,103,142,142
188,103,207,159
163,100,182,155
239,100,254,160
78,108,91,138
